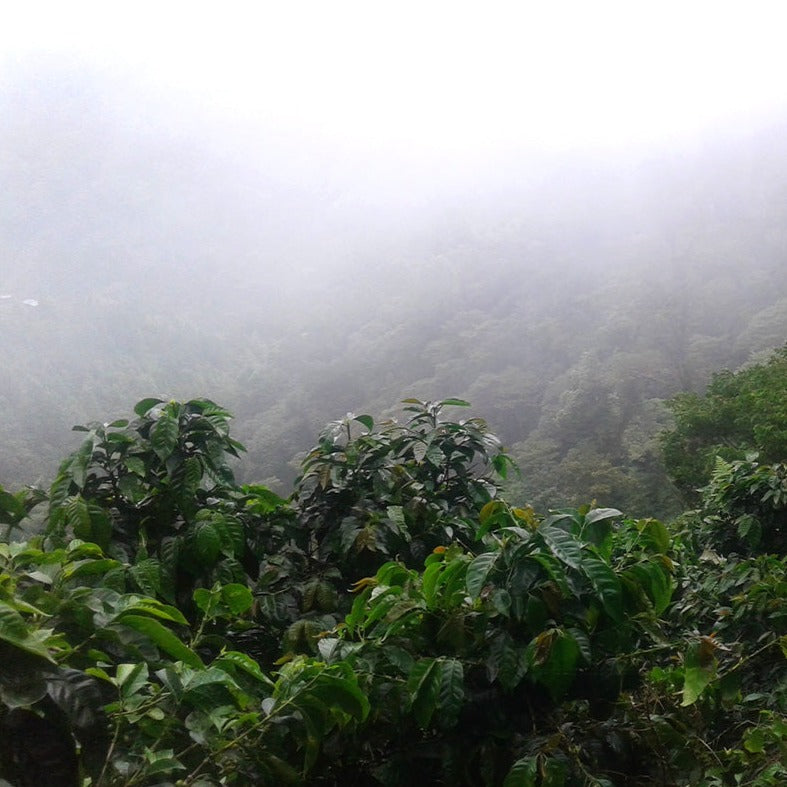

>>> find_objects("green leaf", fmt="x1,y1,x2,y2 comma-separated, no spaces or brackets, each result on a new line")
0,601,55,662
150,413,179,461
581,555,624,623
466,551,497,598
312,672,370,721
68,439,94,489
134,397,165,416
530,629,580,701
124,456,146,476
118,614,203,667
641,559,673,615
440,398,471,407
118,473,147,504
437,658,464,727
682,664,714,706
479,500,506,526
384,505,408,541
130,558,162,596
504,756,538,787
213,651,274,687
540,525,583,570
640,518,670,553
584,508,622,525
117,662,149,698
408,658,440,728
62,558,122,580
64,495,91,537
354,414,374,431
681,641,717,706
744,726,767,753
194,521,221,565
221,583,254,614
487,631,527,689
119,597,189,625
144,748,185,776
421,562,443,608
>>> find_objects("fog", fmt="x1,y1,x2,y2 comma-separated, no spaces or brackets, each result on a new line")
2,3,787,515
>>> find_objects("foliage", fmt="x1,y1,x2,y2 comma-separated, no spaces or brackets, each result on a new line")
320,504,674,784
0,485,46,541
1,393,786,785
0,537,367,786
662,344,787,500
697,457,787,555
293,398,509,578
43,398,267,611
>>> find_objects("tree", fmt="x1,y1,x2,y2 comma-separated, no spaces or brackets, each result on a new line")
661,344,787,500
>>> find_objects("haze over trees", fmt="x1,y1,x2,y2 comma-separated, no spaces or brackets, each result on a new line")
2,61,787,517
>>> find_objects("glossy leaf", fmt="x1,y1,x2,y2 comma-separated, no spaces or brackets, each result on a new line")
540,525,583,570
504,756,538,787
437,658,464,728
465,551,497,598
581,554,624,623
150,413,179,461
134,398,165,416
408,658,440,728
118,614,203,667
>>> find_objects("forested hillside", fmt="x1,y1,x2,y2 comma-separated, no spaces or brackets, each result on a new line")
2,65,787,519
1,345,786,784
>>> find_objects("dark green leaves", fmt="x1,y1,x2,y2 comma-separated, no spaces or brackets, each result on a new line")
194,519,221,564
528,628,580,701
581,555,624,623
439,398,471,408
539,524,583,570
504,756,538,787
0,600,56,662
118,615,203,668
466,551,497,597
407,658,464,729
150,412,179,461
353,414,374,431
134,398,165,416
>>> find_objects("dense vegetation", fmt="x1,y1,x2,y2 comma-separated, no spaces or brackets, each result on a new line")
1,346,785,785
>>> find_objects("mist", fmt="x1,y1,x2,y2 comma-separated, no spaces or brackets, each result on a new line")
2,3,787,516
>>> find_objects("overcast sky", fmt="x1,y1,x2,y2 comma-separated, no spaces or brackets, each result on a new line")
3,0,787,162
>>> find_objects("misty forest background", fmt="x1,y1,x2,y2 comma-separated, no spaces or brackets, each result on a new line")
2,62,787,516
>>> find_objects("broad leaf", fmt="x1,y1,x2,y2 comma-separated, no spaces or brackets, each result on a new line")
440,398,471,408
504,756,538,787
466,551,497,598
194,521,221,565
530,628,580,701
118,614,203,667
150,413,179,461
408,658,440,728
221,583,254,615
134,397,165,416
437,658,464,727
584,507,622,525
582,555,624,623
353,414,374,431
682,640,717,706
540,525,583,570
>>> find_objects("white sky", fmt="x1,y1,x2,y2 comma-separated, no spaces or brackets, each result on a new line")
2,1,787,155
